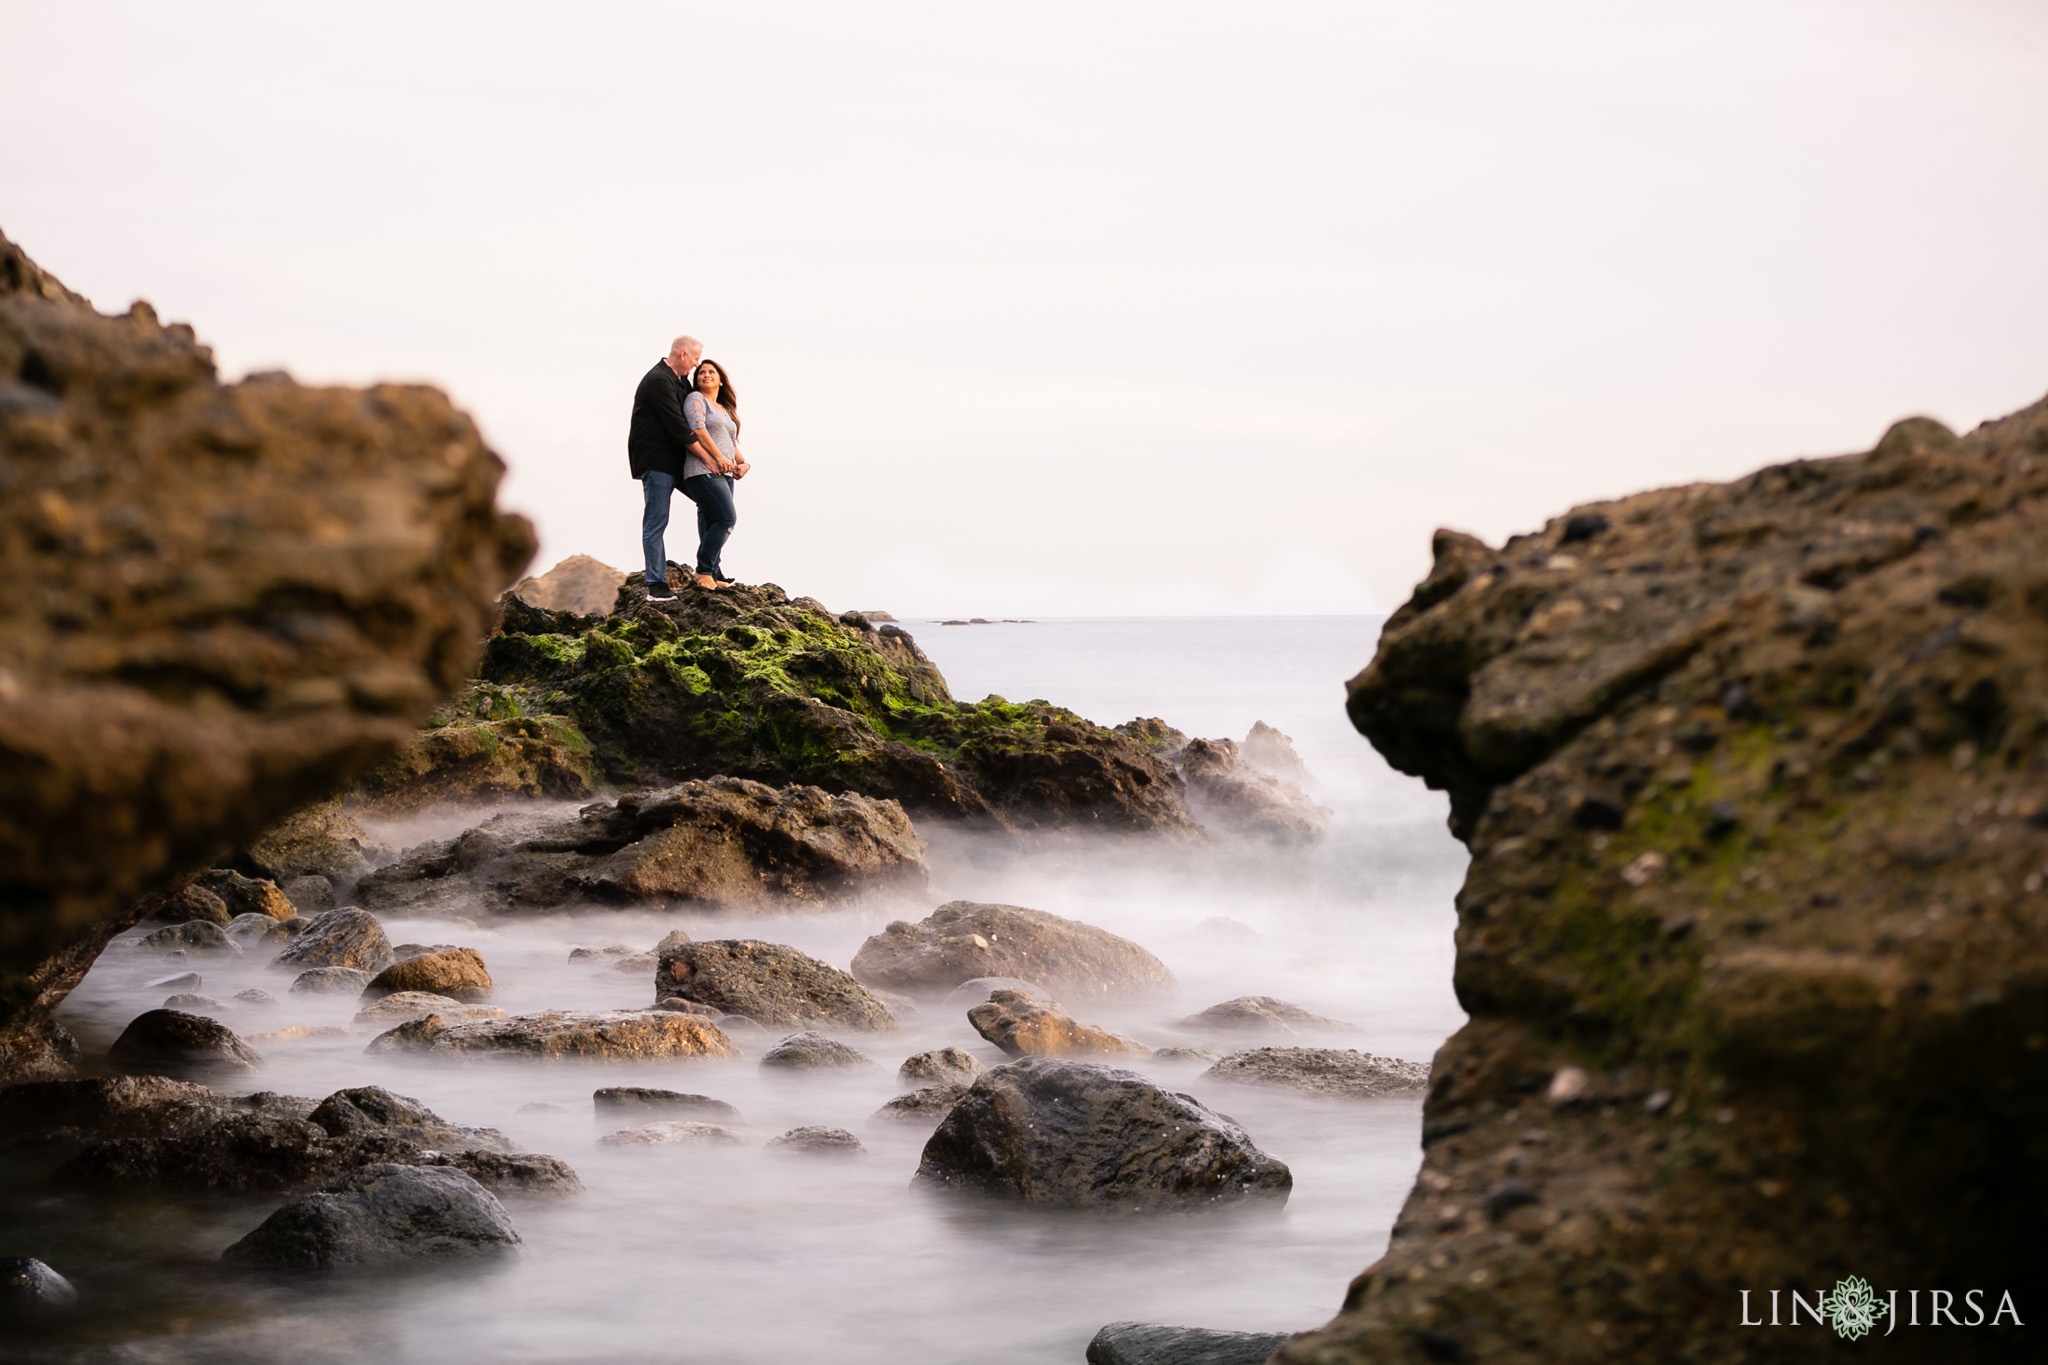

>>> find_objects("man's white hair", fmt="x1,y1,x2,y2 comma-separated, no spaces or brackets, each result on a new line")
669,335,702,359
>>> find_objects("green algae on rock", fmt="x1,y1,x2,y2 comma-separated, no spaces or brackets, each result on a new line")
474,586,1197,834
1279,397,2048,1365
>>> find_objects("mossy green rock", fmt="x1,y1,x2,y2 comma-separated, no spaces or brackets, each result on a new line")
478,587,1196,834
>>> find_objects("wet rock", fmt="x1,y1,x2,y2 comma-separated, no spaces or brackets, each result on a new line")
596,1120,745,1148
155,884,230,926
289,967,373,995
226,912,295,946
1201,1048,1428,1099
196,869,297,921
1179,997,1356,1035
367,1009,738,1061
357,778,928,916
404,1148,583,1198
1086,1322,1294,1365
272,908,395,975
851,902,1176,1002
353,992,503,1028
477,586,1197,835
1238,720,1310,783
603,951,660,976
760,1031,877,1071
0,1075,222,1145
1152,1046,1220,1063
767,1125,865,1156
915,1058,1292,1211
0,1257,78,1313
234,988,279,1007
347,699,601,818
146,972,203,992
656,939,898,1032
162,993,226,1011
1174,738,1330,846
280,875,336,915
363,947,494,1001
569,944,639,962
136,921,239,956
0,230,532,1085
106,1009,263,1079
654,996,723,1017
391,942,459,962
898,1047,981,1087
240,800,391,890
939,976,1054,1014
306,1086,510,1152
221,1163,519,1269
968,990,1148,1058
1286,396,2048,1365
593,1087,743,1122
872,1083,969,1124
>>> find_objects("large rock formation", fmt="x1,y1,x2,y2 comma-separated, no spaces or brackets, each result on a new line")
356,777,928,915
475,588,1198,834
0,229,533,1081
1282,401,2048,1363
850,901,1176,1001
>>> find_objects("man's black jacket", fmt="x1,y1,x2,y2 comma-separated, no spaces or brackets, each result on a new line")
628,359,695,480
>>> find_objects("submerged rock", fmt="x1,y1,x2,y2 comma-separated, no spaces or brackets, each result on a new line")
196,869,298,921
968,991,1148,1058
1174,738,1330,846
593,1087,742,1122
306,1086,510,1152
872,1083,969,1124
362,947,494,1001
1179,997,1356,1035
162,993,226,1011
226,912,296,946
851,902,1176,1002
915,1058,1292,1211
136,921,239,956
280,875,336,915
597,1120,745,1148
1201,1048,1428,1099
290,967,372,995
0,1257,78,1313
897,1047,982,1087
352,992,503,1028
1238,720,1310,783
146,972,203,992
221,1163,519,1269
760,1032,877,1071
367,1010,737,1061
356,778,928,917
272,908,395,975
154,884,230,926
767,1125,865,1156
404,1148,583,1199
656,939,898,1031
1086,1322,1294,1365
234,988,279,1007
106,1009,263,1079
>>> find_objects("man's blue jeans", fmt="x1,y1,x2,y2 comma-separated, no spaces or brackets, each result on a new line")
681,473,738,581
641,471,677,590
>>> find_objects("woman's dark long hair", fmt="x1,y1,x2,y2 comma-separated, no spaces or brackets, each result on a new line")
693,359,739,432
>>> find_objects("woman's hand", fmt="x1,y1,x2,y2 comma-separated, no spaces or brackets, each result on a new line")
733,450,750,478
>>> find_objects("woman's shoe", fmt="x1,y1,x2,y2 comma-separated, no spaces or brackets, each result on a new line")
691,573,719,590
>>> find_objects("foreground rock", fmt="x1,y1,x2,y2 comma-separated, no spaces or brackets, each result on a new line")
362,947,494,1001
0,229,530,1083
106,1009,263,1079
475,587,1199,835
221,1163,519,1269
368,1010,737,1060
851,902,1176,1002
760,1032,877,1071
357,778,928,916
1087,1322,1293,1365
1203,1048,1428,1098
272,909,395,975
1279,403,2048,1365
1180,997,1355,1035
657,939,898,1031
915,1058,1292,1211
0,1257,78,1313
968,990,1147,1058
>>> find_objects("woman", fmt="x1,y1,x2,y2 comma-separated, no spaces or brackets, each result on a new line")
679,358,750,589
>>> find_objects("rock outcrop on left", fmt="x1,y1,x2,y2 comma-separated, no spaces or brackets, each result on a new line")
0,228,534,1082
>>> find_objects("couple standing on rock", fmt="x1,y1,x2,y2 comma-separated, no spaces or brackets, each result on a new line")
627,335,750,598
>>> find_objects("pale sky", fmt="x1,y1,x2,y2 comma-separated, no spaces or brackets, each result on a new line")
5,1,2045,616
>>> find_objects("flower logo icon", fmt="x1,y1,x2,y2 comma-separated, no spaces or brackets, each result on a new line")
1819,1275,1882,1341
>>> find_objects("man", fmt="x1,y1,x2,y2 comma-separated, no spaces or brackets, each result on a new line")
626,335,703,600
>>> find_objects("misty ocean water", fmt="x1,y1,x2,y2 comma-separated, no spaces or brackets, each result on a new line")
31,615,1468,1364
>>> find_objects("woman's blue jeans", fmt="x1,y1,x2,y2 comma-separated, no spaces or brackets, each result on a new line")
680,473,738,580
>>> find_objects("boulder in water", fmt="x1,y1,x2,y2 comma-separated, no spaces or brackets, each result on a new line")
221,1163,519,1269
1086,1322,1294,1365
760,1031,877,1071
851,902,1175,1002
872,1083,969,1125
106,1009,263,1079
593,1087,742,1122
154,884,230,926
240,800,391,890
367,1010,737,1061
1173,738,1329,846
767,1125,865,1156
0,1257,78,1313
306,1086,510,1152
1179,997,1355,1035
404,1148,583,1199
597,1120,745,1148
196,869,298,921
280,875,336,915
657,939,898,1031
289,967,372,995
136,921,239,956
1202,1047,1428,1098
968,991,1148,1058
272,908,394,975
363,947,494,1001
897,1047,981,1087
1238,720,1309,782
353,991,502,1028
916,1058,1291,1211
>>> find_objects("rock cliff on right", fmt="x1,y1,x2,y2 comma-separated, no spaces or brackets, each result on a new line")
1282,399,2048,1363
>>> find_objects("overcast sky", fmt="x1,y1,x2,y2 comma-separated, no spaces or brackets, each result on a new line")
5,0,2045,615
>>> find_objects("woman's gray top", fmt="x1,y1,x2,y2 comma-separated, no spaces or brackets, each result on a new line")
682,391,738,479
